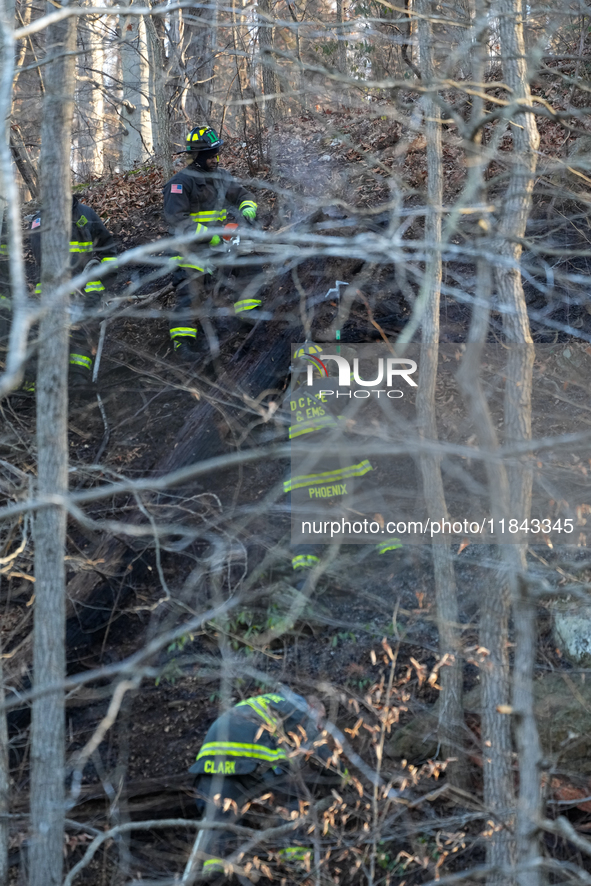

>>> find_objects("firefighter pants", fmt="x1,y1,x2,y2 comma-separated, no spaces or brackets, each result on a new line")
195,768,303,878
169,267,213,348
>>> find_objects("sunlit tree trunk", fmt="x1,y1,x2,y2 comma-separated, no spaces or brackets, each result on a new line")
76,10,105,179
120,3,153,168
29,3,75,884
145,5,173,178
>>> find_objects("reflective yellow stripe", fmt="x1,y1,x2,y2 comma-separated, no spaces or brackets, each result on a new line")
170,255,207,272
35,283,42,295
284,460,373,493
239,200,257,212
69,241,93,253
190,210,227,223
170,327,197,339
293,343,323,359
203,859,225,873
278,847,311,860
376,538,403,554
196,742,287,762
292,555,320,571
69,354,92,370
234,299,262,313
84,281,105,292
100,256,117,262
0,244,8,256
289,416,341,439
236,697,278,728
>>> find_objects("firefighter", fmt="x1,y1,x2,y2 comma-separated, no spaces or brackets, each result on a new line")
188,690,335,880
285,343,403,590
30,194,118,387
163,125,258,360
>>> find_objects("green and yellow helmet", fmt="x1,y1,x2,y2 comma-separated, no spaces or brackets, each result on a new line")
185,126,224,154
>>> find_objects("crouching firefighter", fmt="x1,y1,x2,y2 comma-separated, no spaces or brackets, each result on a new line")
285,343,403,591
163,125,259,361
30,195,118,387
186,690,336,881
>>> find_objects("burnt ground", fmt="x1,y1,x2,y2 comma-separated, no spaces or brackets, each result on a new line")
4,110,591,883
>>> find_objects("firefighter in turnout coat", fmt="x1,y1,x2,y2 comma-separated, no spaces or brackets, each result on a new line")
188,691,333,880
285,344,403,589
163,126,258,360
30,195,118,385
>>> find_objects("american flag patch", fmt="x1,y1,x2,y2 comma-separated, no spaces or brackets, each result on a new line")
32,218,40,228
171,183,183,194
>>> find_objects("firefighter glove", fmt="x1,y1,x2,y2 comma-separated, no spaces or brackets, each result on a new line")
241,206,256,220
209,234,222,247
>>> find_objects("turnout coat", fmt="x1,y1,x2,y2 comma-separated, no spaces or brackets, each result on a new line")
189,693,331,776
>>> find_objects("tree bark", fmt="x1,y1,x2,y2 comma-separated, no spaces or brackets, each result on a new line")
120,2,153,168
0,584,8,886
258,0,278,125
75,7,105,179
29,4,76,884
414,0,466,791
495,1,542,883
145,4,173,179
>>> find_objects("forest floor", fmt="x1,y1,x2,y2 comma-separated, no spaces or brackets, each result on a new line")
4,104,591,883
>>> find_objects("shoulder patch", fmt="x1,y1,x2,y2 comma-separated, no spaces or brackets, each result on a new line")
171,183,183,194
31,218,40,229
76,215,88,228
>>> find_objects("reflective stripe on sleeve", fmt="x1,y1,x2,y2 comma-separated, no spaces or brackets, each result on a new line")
284,460,373,493
239,200,257,213
376,538,403,555
35,284,42,295
84,281,105,292
234,298,262,313
170,327,197,340
203,859,226,874
196,741,288,762
292,555,320,571
69,353,92,370
235,697,278,728
0,244,8,256
170,256,208,272
69,241,93,253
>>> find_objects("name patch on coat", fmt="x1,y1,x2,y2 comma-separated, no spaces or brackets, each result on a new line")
204,760,236,774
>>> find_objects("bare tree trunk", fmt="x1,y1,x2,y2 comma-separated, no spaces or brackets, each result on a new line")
9,122,39,198
29,4,76,885
120,3,153,168
145,5,173,179
76,8,105,179
453,5,516,882
414,0,466,792
258,0,278,125
496,1,542,883
0,0,29,398
0,583,8,886
336,0,347,75
183,4,215,122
